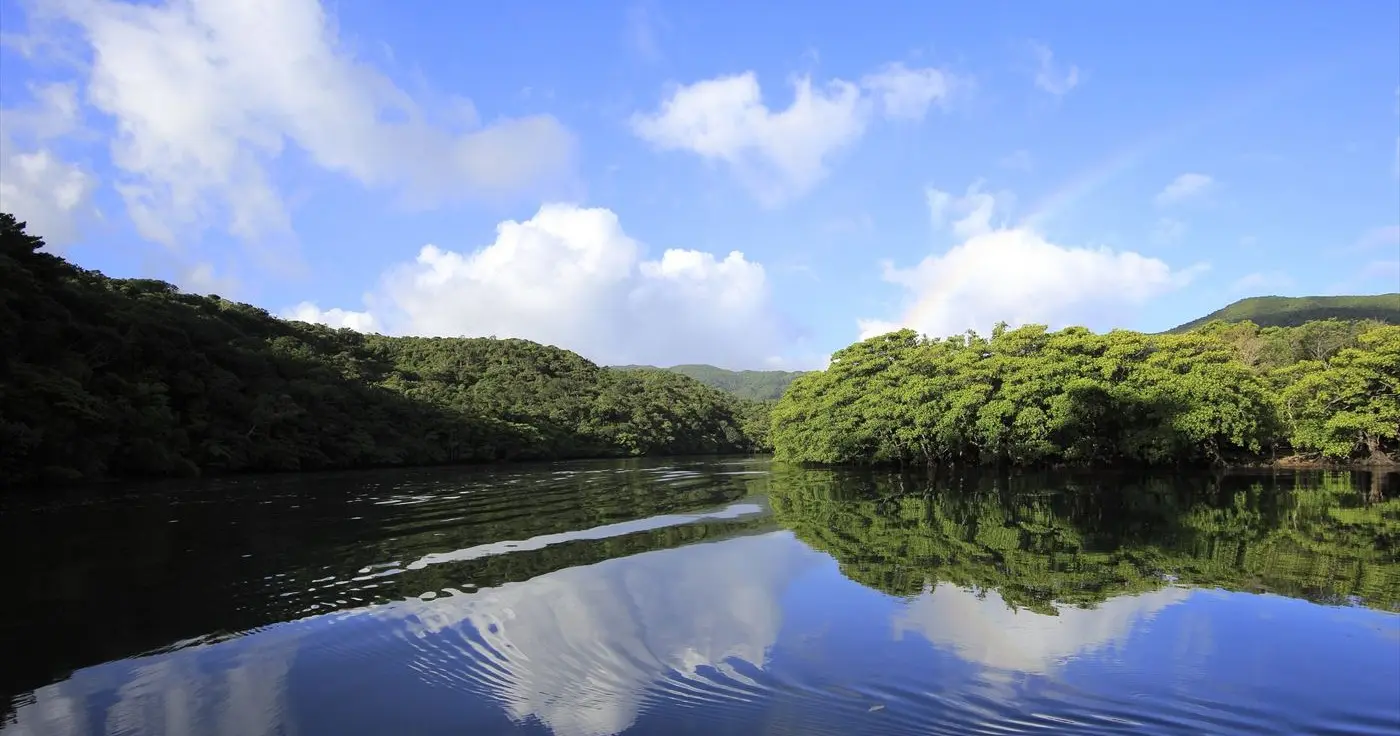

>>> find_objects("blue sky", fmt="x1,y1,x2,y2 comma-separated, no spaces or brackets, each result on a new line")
1,0,1397,369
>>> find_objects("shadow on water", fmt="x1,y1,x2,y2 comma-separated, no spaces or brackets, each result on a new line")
2,461,1398,735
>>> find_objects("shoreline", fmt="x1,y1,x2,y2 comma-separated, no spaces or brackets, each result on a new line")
10,452,1396,495
1248,455,1400,471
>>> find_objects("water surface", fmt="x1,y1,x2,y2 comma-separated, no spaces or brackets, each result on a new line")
3,459,1398,735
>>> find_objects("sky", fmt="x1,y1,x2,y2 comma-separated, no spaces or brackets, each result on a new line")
1,0,1397,370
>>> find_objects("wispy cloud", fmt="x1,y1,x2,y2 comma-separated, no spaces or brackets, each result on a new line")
1348,225,1400,253
1154,173,1216,207
1030,42,1080,96
625,3,666,62
1150,217,1187,245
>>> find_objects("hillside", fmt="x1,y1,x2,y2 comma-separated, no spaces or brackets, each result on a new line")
0,213,767,488
612,364,807,401
1168,294,1400,332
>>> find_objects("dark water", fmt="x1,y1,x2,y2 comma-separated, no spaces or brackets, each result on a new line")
3,460,1399,735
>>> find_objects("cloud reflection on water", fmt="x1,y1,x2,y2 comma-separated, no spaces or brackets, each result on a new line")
894,583,1191,675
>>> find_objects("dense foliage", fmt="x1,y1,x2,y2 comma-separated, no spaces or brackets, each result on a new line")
1169,293,1400,332
772,321,1400,467
0,214,768,488
612,363,806,401
770,467,1400,613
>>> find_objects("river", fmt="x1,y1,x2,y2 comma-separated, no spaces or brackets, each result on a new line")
2,459,1398,735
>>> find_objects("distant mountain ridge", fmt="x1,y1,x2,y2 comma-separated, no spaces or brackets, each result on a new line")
612,364,808,401
616,295,1399,393
1168,293,1400,333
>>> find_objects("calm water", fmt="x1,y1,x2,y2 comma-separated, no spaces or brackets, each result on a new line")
2,459,1398,735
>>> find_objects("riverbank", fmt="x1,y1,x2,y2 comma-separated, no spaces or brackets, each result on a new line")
1267,454,1399,470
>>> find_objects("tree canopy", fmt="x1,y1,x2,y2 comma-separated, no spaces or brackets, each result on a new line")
772,321,1399,467
611,364,807,401
0,213,770,488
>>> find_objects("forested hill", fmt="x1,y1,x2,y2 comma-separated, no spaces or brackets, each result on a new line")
0,214,771,489
1168,294,1400,332
772,319,1400,467
612,364,807,401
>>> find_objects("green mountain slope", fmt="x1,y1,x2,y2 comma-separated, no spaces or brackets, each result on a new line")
1169,294,1400,332
612,364,808,401
0,213,765,487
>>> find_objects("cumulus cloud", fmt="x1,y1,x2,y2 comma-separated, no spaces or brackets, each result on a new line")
0,82,97,249
31,0,575,247
1030,42,1080,96
860,183,1203,339
286,204,795,368
1154,173,1215,207
286,302,380,332
630,62,955,205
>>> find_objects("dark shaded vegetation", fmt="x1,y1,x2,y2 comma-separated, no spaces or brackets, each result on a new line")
0,214,771,488
769,466,1400,614
772,319,1399,467
1168,293,1400,332
612,363,807,401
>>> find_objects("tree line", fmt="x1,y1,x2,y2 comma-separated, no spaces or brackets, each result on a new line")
771,316,1399,467
0,214,773,488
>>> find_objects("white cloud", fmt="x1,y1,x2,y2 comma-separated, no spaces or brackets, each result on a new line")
36,0,575,247
182,261,239,296
860,62,954,121
0,147,97,250
286,204,793,368
925,181,1014,240
1030,42,1080,96
1230,270,1293,294
286,302,380,332
630,62,954,205
895,583,1190,674
0,82,97,249
1154,173,1216,207
861,183,1202,339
